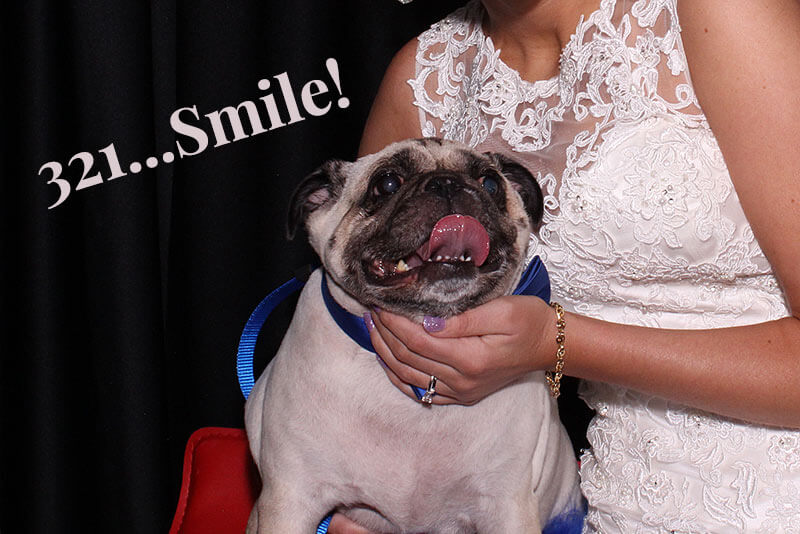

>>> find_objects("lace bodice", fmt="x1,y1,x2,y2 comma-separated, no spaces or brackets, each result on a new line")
410,1,799,532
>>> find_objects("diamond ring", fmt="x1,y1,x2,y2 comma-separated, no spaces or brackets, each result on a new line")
420,375,437,404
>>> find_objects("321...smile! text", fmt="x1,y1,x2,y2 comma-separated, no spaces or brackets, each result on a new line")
39,58,349,210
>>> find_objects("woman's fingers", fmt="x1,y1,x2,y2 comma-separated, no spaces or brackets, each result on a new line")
368,312,462,404
421,297,520,339
373,308,490,370
327,513,374,534
370,310,482,400
363,296,551,405
373,313,459,375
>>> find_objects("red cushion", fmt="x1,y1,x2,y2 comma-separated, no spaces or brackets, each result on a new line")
169,427,262,534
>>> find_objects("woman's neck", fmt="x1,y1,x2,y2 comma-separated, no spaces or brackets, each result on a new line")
480,0,600,81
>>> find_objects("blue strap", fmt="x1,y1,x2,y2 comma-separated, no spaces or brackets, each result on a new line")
512,254,550,302
316,514,332,534
236,275,307,399
542,500,588,534
321,274,373,353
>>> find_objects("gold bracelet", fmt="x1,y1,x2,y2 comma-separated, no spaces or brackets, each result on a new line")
545,302,566,398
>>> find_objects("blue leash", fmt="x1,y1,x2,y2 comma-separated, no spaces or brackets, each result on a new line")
236,268,310,399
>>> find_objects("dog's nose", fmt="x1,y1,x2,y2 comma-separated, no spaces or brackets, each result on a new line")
424,174,463,199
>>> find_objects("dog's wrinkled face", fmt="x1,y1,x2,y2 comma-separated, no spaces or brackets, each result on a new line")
288,138,543,317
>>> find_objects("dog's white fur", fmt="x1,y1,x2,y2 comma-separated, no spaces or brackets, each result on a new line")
245,140,582,533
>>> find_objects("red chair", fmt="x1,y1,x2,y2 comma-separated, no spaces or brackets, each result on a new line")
169,427,261,534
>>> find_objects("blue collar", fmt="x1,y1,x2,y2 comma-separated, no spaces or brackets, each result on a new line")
237,257,550,400
321,255,550,353
320,257,551,400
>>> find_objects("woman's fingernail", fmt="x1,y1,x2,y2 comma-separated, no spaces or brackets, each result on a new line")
363,312,375,331
376,355,388,368
423,316,445,333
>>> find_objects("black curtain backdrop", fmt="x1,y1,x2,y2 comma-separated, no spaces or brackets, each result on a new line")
1,1,590,532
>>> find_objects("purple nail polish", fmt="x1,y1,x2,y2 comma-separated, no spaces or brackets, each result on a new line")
363,312,375,331
423,315,445,333
376,355,388,369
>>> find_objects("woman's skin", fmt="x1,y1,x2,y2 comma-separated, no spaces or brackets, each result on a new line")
328,0,800,531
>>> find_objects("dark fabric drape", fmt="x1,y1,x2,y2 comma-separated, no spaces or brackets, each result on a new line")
2,2,591,532
2,2,464,532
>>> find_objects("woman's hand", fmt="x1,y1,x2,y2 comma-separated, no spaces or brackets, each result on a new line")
366,295,558,405
326,513,375,534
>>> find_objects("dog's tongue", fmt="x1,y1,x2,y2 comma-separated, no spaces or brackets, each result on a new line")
418,214,490,266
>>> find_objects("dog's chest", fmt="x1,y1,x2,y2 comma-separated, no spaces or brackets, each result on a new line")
263,288,545,483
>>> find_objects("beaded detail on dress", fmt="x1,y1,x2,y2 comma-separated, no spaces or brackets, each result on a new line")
411,0,799,532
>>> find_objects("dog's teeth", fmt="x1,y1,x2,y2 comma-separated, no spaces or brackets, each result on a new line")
465,256,472,262
459,254,466,261
436,255,443,261
396,259,409,273
444,255,451,260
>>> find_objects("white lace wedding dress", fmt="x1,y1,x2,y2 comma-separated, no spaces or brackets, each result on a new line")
409,0,800,531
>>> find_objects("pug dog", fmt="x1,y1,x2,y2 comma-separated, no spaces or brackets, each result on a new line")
244,138,582,534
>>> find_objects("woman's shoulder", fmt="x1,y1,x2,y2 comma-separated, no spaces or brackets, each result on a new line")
414,0,484,65
359,2,484,156
384,1,483,96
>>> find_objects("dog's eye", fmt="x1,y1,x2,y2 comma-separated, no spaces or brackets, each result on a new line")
373,171,402,197
479,173,500,195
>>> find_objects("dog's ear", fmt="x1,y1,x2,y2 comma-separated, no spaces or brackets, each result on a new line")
286,160,346,240
485,153,544,225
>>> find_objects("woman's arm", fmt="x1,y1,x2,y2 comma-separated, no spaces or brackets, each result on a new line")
679,0,800,314
368,0,800,428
